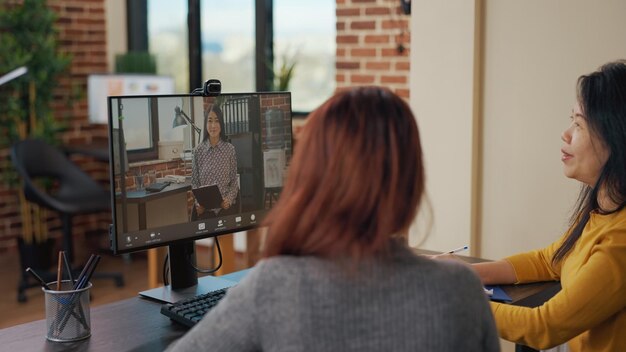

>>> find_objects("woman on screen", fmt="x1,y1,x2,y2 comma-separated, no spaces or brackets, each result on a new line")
191,104,238,219
167,87,499,351
440,60,626,351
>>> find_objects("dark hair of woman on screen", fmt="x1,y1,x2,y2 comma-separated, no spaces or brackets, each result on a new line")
166,86,499,352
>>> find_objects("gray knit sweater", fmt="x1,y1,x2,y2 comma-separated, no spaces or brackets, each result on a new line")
166,242,500,351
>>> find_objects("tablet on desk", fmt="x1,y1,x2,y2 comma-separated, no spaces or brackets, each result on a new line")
192,184,223,209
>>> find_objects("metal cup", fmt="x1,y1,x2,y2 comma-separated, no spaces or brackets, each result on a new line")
44,281,92,342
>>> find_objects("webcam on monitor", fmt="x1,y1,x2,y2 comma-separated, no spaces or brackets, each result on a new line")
191,79,222,96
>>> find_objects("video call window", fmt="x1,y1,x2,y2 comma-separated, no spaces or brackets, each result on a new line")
108,93,292,254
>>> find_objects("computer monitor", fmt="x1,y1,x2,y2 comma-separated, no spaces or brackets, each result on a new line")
107,92,292,301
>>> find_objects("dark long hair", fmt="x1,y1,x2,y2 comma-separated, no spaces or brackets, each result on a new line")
202,104,228,143
553,60,626,264
262,86,425,259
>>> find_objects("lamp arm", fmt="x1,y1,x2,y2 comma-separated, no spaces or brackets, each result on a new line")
179,109,202,137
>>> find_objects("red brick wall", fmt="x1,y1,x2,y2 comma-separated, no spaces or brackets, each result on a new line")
336,0,411,99
0,0,109,251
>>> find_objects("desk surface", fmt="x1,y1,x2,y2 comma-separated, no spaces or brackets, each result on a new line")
0,255,560,351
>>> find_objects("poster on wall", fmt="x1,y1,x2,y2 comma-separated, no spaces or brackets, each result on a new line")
88,74,175,124
263,149,286,188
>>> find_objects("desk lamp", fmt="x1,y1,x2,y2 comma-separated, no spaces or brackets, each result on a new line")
173,106,202,142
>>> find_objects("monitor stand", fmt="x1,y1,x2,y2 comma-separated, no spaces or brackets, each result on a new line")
139,276,237,304
138,242,237,304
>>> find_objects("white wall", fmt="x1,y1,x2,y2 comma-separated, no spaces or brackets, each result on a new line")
105,0,127,72
480,0,626,259
410,0,626,259
409,1,477,252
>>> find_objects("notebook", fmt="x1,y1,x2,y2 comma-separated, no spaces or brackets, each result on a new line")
484,285,512,303
146,182,171,193
192,184,223,209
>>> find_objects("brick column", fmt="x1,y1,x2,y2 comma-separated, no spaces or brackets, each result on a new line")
336,0,411,99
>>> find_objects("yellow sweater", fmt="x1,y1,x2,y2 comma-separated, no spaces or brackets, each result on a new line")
491,209,626,351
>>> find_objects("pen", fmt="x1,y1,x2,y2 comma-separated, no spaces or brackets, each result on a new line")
447,245,469,254
73,254,96,290
25,267,51,290
62,251,74,284
56,251,63,291
57,255,100,334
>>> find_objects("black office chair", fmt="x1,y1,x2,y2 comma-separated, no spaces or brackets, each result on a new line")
11,138,124,302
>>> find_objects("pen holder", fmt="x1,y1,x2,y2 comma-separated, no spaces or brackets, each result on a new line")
43,280,92,342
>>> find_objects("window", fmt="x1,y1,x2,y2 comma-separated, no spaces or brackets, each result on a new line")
200,0,256,93
274,0,335,112
111,97,159,161
142,1,336,112
148,0,189,93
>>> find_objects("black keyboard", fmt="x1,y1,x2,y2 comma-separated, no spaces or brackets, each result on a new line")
160,287,230,327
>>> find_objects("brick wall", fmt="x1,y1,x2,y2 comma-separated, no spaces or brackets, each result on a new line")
336,0,411,99
0,0,109,251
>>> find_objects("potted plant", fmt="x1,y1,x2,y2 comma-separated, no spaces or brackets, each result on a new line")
0,0,73,276
268,49,298,92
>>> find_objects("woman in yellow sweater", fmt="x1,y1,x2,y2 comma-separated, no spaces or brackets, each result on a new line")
472,60,626,351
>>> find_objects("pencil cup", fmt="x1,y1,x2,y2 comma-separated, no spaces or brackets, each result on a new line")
147,170,156,186
134,174,145,191
44,281,92,342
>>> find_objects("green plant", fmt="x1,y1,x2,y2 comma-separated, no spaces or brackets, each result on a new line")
268,50,298,91
0,0,73,244
115,51,157,74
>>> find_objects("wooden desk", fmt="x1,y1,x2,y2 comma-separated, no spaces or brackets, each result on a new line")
0,256,559,351
418,249,562,307
0,295,185,351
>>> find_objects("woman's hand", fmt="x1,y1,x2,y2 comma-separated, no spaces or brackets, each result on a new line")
221,199,231,209
429,254,517,285
196,203,205,215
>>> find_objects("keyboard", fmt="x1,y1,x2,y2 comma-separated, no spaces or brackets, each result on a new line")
160,287,230,327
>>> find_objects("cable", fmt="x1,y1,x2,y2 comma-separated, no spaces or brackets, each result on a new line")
163,252,169,286
162,237,223,283
188,237,223,274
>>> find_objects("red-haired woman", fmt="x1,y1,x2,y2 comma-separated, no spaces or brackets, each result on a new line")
167,87,499,352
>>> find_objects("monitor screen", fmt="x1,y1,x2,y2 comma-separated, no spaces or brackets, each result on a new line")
108,92,292,257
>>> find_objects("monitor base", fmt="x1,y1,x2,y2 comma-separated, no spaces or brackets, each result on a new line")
139,275,237,304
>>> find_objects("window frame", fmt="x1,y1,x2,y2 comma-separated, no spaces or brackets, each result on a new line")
125,97,160,162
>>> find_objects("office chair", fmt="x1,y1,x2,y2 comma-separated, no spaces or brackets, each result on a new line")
11,138,124,302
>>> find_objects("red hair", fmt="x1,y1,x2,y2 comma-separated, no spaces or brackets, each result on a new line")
263,86,424,259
